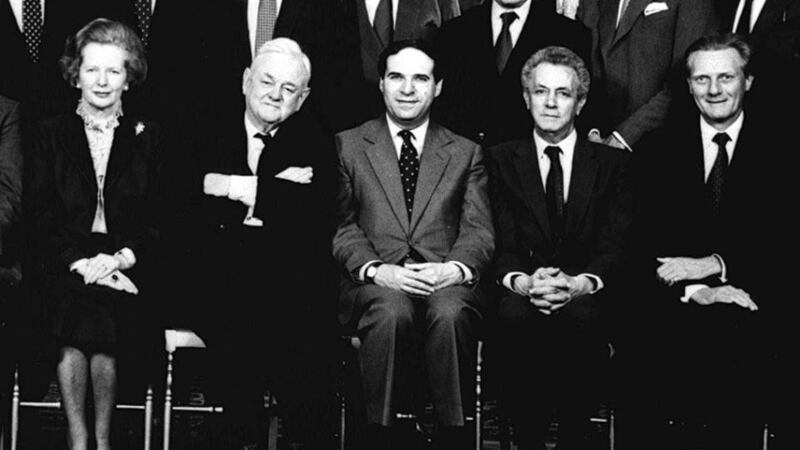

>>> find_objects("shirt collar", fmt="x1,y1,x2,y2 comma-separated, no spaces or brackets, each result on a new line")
386,115,430,150
533,128,577,161
76,99,123,132
700,111,744,150
491,0,532,29
244,114,278,139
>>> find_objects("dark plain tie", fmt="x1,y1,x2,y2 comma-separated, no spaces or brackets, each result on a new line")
495,11,518,74
373,0,394,48
544,146,565,239
254,132,272,177
22,0,43,63
134,0,152,47
736,0,754,35
398,130,419,220
708,132,730,215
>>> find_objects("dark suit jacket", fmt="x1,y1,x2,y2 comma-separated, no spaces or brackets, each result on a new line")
0,1,90,120
0,96,22,265
333,117,495,324
186,107,337,329
577,0,717,147
206,0,364,132
25,113,161,285
435,2,591,146
487,136,632,288
634,109,779,311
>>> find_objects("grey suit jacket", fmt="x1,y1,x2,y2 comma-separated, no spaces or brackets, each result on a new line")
333,117,494,323
578,0,717,146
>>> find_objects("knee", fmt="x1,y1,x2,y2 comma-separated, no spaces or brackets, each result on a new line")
359,289,415,334
426,288,478,329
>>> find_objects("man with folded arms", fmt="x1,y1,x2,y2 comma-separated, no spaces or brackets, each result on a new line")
190,37,338,450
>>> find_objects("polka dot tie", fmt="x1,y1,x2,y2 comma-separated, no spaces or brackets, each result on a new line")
135,0,151,47
22,0,43,64
398,130,419,221
708,132,730,216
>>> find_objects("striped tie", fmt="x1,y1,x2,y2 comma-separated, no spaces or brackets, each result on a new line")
255,0,277,55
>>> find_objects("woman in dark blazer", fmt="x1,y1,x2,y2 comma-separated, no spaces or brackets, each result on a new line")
26,18,161,450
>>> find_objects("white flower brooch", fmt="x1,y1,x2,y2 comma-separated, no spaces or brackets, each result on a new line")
135,122,145,136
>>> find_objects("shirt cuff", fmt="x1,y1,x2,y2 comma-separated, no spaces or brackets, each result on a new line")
114,247,137,270
448,261,473,284
611,131,633,152
502,271,528,291
711,253,727,283
228,175,258,202
69,258,89,273
578,273,604,293
358,260,383,282
682,284,708,303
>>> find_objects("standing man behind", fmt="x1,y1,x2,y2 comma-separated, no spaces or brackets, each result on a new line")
435,0,591,146
577,0,718,150
333,39,494,449
190,37,338,450
487,46,632,450
631,33,780,450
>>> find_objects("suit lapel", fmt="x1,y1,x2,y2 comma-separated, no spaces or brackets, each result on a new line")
61,116,96,188
105,117,135,190
409,122,452,232
564,139,598,236
611,0,648,49
364,118,410,231
512,139,552,238
275,0,305,37
234,0,252,61
598,0,620,57
750,0,792,45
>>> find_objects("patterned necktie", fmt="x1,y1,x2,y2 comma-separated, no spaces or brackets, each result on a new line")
735,0,754,35
544,146,565,237
708,132,730,215
254,132,272,176
255,0,277,56
134,0,151,47
398,130,419,220
373,0,394,48
22,0,43,63
495,11,518,74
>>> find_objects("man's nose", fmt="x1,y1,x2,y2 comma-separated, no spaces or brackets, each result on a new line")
267,84,282,100
400,79,414,94
708,79,722,95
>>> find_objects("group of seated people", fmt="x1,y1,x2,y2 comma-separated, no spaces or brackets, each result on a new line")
1,2,798,450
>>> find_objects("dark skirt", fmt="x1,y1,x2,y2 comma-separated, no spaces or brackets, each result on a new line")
43,233,163,398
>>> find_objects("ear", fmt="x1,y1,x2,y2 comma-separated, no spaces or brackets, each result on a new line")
297,87,311,109
379,77,385,96
575,97,587,116
745,74,754,92
523,91,531,111
434,79,443,98
242,67,252,95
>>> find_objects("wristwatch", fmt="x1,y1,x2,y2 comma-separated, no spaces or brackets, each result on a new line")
365,263,383,283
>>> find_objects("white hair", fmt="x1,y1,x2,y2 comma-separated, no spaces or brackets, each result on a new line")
253,37,312,83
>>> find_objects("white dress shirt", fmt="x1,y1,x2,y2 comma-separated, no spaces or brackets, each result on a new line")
501,128,604,293
247,0,284,57
679,114,743,301
699,111,743,181
364,0,399,27
356,116,473,283
228,115,278,227
8,0,44,31
491,0,531,47
732,0,767,33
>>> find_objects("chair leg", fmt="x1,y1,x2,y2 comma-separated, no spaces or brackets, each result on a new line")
163,352,174,450
10,368,18,450
475,341,482,450
144,384,153,450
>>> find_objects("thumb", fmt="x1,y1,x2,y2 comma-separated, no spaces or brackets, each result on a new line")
656,257,671,263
